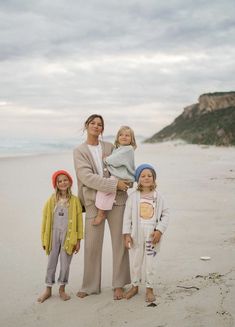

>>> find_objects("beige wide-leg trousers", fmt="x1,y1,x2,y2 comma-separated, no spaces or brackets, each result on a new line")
80,204,131,294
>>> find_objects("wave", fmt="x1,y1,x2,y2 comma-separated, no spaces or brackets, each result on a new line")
0,134,145,158
0,138,81,158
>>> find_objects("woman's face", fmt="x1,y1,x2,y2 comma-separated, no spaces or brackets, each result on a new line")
86,117,103,137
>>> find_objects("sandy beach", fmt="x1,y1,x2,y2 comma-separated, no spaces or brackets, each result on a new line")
0,142,234,327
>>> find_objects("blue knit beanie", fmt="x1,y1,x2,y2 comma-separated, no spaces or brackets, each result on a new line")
135,163,156,182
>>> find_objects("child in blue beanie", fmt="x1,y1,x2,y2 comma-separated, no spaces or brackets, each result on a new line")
122,163,169,302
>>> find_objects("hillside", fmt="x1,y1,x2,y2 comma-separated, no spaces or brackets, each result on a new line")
145,92,235,146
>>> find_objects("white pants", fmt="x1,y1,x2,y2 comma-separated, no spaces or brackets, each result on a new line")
130,224,159,288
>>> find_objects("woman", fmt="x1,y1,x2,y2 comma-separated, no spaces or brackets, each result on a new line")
73,114,131,299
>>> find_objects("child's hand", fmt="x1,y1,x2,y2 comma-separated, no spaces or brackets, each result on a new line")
151,230,162,244
74,240,81,254
124,234,133,249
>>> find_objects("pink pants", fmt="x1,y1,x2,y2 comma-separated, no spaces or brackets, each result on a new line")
95,176,116,210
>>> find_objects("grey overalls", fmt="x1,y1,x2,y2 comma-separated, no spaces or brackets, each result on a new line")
45,204,73,286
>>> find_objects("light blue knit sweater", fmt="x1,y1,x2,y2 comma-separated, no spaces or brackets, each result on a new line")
104,145,135,181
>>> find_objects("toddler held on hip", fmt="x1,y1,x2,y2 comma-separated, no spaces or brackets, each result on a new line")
92,126,137,226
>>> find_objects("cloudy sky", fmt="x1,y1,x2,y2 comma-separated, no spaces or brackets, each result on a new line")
1,0,235,141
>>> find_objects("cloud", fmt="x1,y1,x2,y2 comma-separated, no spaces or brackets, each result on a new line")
0,0,235,141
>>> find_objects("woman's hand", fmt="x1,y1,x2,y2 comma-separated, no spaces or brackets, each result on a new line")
124,234,133,249
151,230,162,244
117,180,129,192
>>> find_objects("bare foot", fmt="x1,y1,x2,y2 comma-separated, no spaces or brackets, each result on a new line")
92,211,106,226
37,287,52,303
59,290,71,301
113,287,124,300
124,286,138,300
145,288,156,302
76,291,89,298
58,285,71,301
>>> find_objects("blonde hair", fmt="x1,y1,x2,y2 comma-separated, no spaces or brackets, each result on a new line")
137,181,157,192
114,126,137,149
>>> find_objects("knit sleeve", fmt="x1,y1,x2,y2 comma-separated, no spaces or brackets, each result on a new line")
41,199,49,247
76,198,84,240
155,195,169,234
73,145,117,194
122,194,133,235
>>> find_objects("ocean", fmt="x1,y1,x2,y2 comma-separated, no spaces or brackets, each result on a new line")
0,137,82,158
0,135,145,158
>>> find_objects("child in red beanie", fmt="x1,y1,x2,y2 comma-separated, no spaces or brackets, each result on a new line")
38,170,83,303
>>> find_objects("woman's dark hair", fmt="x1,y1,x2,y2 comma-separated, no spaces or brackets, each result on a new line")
84,114,104,133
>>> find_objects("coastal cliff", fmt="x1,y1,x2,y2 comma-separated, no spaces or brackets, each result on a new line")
145,92,235,146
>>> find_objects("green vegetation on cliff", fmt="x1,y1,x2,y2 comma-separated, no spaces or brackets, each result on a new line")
200,91,235,97
145,106,235,146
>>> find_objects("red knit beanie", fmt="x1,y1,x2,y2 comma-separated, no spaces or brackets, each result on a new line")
52,170,73,188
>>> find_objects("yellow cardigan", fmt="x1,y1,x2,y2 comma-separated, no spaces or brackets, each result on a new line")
41,194,83,255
